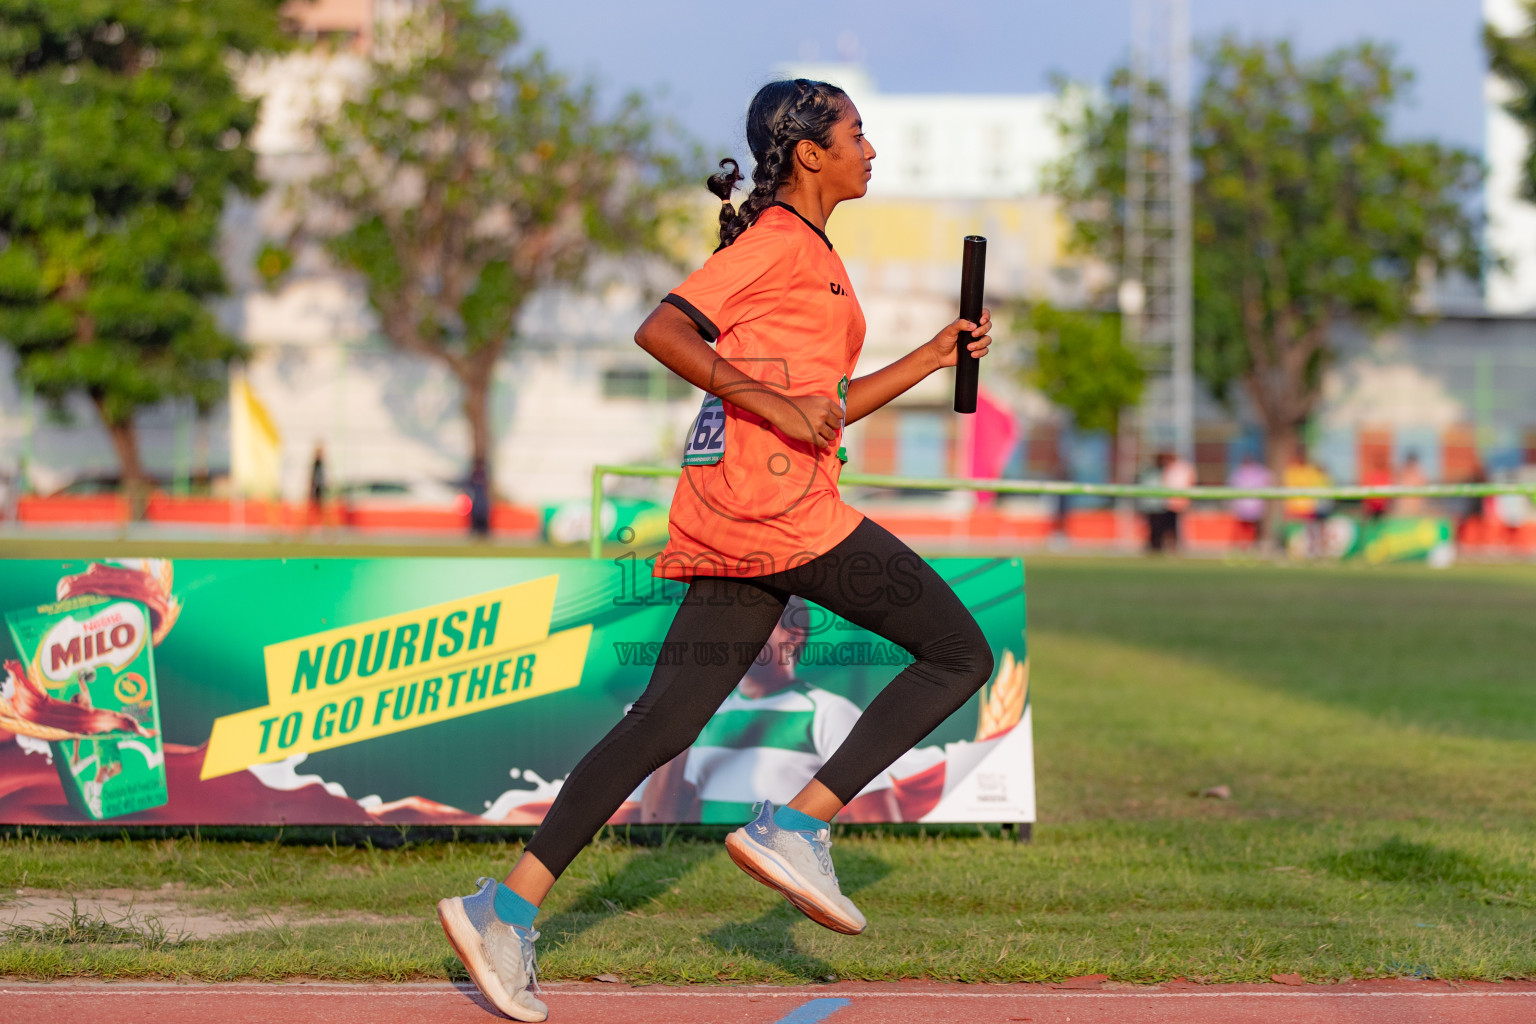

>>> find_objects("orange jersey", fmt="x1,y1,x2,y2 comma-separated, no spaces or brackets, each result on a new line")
655,203,866,580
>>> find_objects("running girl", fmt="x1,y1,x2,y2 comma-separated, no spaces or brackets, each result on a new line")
437,78,995,1022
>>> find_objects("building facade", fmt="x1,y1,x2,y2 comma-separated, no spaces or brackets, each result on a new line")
5,16,1536,522
1486,0,1536,314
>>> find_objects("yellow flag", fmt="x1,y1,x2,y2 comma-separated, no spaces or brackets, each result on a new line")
230,369,282,498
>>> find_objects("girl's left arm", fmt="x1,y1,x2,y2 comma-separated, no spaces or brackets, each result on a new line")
844,308,993,425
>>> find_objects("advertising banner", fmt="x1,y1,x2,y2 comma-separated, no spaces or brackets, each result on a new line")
1283,515,1456,565
0,557,1031,826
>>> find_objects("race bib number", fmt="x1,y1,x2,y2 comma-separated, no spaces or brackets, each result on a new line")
682,394,726,466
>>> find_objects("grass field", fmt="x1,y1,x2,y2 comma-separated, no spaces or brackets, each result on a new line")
2,556,1534,983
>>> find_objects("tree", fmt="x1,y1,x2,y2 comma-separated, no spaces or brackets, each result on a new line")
1018,302,1143,477
1050,39,1482,479
303,0,693,499
0,0,280,514
1487,1,1536,198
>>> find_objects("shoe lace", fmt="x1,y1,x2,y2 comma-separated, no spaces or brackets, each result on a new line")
810,828,838,884
520,927,542,995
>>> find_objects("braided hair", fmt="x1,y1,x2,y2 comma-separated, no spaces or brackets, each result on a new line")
707,79,850,251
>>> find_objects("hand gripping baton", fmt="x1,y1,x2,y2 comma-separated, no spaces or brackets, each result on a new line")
954,235,987,414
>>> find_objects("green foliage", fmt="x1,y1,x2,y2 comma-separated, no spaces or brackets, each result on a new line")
305,0,695,483
254,242,293,291
1019,302,1143,435
1044,72,1135,265
1487,1,1536,200
1051,39,1482,463
0,0,280,489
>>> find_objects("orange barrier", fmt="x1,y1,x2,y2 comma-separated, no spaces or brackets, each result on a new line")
9,495,1536,553
15,495,128,523
7,495,542,537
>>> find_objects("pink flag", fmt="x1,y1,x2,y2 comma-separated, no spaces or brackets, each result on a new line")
966,388,1017,504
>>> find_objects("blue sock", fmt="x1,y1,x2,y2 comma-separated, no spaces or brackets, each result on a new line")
773,804,830,833
492,882,539,929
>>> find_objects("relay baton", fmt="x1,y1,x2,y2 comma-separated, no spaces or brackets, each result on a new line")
954,235,987,414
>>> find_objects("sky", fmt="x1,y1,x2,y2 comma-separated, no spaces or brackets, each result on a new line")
505,0,1489,159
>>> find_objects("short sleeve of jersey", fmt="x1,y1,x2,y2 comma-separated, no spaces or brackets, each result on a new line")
663,225,792,342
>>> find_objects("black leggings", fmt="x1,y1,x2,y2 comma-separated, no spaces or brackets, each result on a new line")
524,517,994,878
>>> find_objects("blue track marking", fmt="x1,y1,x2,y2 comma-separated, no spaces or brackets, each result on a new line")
772,997,852,1024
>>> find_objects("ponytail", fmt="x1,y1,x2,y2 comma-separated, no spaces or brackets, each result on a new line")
707,79,849,251
707,158,743,246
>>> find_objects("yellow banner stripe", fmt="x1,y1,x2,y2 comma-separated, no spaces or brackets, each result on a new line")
204,624,591,780
262,576,558,706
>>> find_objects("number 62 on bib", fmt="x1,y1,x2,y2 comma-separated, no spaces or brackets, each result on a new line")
682,394,726,466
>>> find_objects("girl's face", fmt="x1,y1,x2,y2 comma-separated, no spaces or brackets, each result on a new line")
819,103,876,200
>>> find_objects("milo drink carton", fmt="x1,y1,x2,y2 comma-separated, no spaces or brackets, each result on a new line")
5,594,167,820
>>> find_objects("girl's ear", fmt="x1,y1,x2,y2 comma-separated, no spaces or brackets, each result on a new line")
794,137,824,173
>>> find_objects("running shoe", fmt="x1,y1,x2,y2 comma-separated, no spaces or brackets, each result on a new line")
724,801,867,935
436,877,547,1022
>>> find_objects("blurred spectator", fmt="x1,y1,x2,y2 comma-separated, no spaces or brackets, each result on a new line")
1050,492,1070,552
0,456,27,520
1458,462,1489,540
1163,451,1195,550
1493,459,1536,539
1360,454,1392,522
1395,452,1427,517
1140,453,1174,553
1229,454,1272,547
468,457,491,537
309,443,327,527
1283,447,1330,557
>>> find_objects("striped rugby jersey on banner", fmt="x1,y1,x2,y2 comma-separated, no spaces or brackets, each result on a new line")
683,684,893,824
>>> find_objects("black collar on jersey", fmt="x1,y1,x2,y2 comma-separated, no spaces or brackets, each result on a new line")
772,201,834,252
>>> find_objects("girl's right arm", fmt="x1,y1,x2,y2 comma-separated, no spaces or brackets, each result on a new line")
636,303,843,449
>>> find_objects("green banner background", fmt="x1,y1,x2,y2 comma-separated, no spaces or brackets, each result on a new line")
0,557,1027,825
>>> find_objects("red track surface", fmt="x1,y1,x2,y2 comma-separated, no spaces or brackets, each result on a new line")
5,980,1534,1024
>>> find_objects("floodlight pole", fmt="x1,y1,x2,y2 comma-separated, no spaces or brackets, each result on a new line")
1125,0,1195,466
1168,0,1194,466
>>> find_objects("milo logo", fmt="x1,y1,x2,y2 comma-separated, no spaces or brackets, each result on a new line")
38,601,147,686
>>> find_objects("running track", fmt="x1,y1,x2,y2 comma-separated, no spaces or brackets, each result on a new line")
6,980,1535,1024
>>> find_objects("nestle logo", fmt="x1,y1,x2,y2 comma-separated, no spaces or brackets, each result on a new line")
976,772,1008,802
828,281,846,296
40,602,146,683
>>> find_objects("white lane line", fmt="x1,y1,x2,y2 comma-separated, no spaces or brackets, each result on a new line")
2,985,1533,1000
